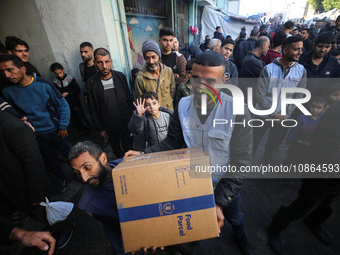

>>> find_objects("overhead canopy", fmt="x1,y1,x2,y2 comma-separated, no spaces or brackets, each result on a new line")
200,6,257,41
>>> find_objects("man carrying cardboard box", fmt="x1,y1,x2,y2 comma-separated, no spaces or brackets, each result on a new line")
125,50,253,255
69,141,161,255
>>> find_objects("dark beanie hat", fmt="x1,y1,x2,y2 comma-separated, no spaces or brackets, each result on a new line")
142,40,161,58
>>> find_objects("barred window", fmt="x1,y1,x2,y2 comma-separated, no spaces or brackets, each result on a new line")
124,0,167,17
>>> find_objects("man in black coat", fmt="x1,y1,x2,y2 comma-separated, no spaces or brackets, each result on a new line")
267,100,340,255
239,36,269,106
235,28,259,70
0,110,74,249
299,32,340,97
86,48,134,158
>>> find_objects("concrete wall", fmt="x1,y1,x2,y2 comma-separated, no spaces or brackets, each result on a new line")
0,0,132,84
34,0,111,82
0,0,55,78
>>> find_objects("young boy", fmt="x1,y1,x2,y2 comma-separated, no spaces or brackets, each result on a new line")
175,59,194,106
325,83,340,108
50,63,91,133
284,97,327,165
129,92,173,148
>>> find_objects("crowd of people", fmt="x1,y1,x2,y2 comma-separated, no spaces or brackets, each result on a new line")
1,15,340,255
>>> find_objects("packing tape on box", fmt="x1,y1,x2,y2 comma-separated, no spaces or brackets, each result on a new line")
118,194,215,222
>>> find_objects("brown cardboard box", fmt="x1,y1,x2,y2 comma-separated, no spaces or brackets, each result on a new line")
112,148,219,253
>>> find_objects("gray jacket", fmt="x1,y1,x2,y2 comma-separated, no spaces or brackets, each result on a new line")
143,92,253,210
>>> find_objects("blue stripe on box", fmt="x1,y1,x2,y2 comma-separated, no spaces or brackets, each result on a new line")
118,194,215,223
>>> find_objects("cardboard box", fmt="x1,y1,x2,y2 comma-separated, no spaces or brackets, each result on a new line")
112,148,219,253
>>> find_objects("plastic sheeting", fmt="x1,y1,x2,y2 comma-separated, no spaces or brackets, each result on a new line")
200,6,256,41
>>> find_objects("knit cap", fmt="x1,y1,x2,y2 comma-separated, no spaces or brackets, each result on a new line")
142,40,161,58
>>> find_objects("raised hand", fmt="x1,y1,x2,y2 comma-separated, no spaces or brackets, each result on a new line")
133,97,149,116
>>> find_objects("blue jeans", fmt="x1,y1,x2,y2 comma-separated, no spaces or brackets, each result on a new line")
223,193,245,238
36,130,70,180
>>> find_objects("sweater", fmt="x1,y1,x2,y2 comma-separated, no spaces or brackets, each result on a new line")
2,77,70,134
286,114,321,143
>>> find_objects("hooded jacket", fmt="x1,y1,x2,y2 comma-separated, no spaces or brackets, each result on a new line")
128,106,173,148
135,63,176,111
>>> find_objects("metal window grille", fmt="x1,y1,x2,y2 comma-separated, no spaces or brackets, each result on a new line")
124,0,166,17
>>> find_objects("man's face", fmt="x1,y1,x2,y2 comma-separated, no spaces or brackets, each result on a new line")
336,17,340,28
220,43,234,60
144,98,160,117
261,40,270,56
217,28,221,33
0,60,25,84
172,37,179,51
212,42,222,53
300,30,309,40
309,102,325,117
80,46,94,62
144,51,160,71
313,43,332,59
70,151,108,187
292,30,299,36
95,54,112,77
159,35,173,52
191,63,226,107
10,45,29,62
284,41,303,62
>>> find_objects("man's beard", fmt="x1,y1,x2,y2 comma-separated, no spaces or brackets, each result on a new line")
87,161,109,187
147,62,160,71
84,56,93,63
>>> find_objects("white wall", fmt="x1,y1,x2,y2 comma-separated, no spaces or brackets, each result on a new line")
0,0,55,78
34,0,111,82
0,0,131,83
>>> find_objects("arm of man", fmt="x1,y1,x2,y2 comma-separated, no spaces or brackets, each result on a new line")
286,69,307,117
256,66,272,110
7,116,47,204
128,110,145,135
175,55,188,85
86,79,105,133
214,105,252,210
170,70,176,100
227,61,239,86
9,227,55,255
134,76,144,100
119,72,135,113
45,81,70,131
0,96,25,119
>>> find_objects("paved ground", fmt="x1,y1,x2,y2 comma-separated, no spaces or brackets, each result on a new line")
1,130,339,255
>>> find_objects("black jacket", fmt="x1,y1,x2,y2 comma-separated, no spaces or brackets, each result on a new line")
128,107,173,148
86,71,134,133
302,38,313,53
299,51,340,96
143,96,253,210
240,52,265,78
0,111,54,213
299,51,340,78
235,37,257,70
303,101,340,194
